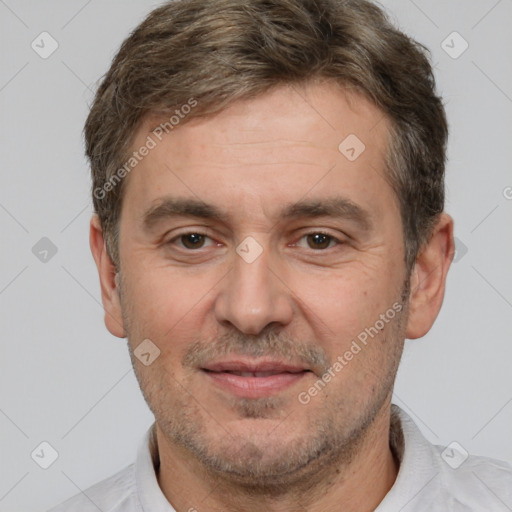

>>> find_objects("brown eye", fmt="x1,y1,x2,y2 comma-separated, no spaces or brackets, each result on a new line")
306,233,334,250
180,233,206,249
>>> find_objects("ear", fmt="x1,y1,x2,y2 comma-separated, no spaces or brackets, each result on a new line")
89,215,126,338
405,213,455,339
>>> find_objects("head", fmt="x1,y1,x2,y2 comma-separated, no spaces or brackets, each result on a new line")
88,0,454,492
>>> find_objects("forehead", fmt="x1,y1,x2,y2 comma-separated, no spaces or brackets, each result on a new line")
142,81,388,153
121,81,396,225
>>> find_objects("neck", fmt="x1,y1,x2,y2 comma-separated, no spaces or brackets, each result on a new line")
155,403,399,512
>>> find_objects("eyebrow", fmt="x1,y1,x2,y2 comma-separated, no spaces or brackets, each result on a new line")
142,196,372,232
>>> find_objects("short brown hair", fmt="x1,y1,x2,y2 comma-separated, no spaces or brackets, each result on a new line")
85,0,448,271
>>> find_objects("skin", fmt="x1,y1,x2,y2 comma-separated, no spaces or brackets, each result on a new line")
90,80,454,512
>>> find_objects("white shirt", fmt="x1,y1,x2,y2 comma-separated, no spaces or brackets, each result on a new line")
48,405,512,511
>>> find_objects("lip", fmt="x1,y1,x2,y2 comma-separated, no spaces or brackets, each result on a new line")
202,358,310,399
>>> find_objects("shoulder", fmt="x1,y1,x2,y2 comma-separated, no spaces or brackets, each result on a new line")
47,463,138,512
389,406,512,511
435,447,512,509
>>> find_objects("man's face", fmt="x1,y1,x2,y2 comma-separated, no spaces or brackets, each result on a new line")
115,81,409,485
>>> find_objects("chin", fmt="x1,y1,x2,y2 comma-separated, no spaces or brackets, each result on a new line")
200,443,327,491
172,417,345,495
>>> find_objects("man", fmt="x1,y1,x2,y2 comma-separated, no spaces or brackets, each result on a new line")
49,0,512,510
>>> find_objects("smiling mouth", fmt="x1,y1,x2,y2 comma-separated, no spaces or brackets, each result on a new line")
212,370,305,377
201,360,311,398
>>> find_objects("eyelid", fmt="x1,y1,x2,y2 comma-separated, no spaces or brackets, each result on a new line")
292,230,344,250
166,229,217,249
165,229,345,251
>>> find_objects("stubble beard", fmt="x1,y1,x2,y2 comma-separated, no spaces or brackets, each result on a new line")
121,274,410,495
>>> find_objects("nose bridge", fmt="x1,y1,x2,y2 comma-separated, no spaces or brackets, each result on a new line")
214,238,293,334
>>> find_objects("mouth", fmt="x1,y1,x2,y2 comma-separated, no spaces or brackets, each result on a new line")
201,360,311,399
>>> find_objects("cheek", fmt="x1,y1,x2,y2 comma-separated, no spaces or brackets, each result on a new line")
122,266,218,351
127,263,197,313
287,266,404,384
292,265,396,331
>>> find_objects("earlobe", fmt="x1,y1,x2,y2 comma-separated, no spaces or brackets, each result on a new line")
89,215,126,338
405,213,455,340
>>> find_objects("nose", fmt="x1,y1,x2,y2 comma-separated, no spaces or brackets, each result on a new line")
214,241,294,335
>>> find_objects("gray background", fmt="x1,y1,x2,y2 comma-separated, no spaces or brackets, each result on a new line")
0,1,511,510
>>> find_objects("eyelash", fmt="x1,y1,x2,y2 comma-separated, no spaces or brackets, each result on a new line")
167,231,343,251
